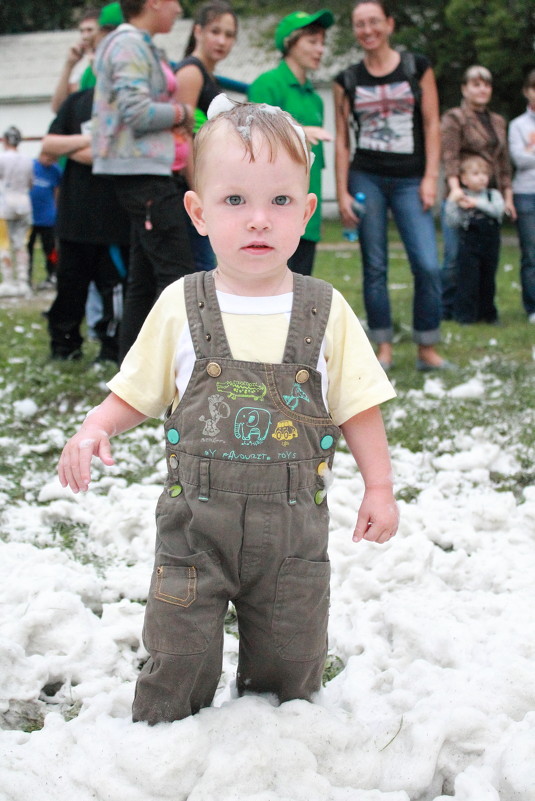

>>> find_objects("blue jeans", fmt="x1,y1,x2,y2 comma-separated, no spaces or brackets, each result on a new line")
513,193,535,316
440,200,460,320
349,171,441,344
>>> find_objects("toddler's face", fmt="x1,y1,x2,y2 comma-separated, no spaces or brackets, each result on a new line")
186,125,316,283
524,85,535,111
461,164,490,193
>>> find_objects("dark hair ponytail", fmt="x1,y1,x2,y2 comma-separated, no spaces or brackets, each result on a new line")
184,1,238,57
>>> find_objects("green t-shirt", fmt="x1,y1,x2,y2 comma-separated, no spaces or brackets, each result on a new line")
248,60,325,243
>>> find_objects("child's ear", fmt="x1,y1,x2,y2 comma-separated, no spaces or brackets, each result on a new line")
184,190,207,236
302,193,318,231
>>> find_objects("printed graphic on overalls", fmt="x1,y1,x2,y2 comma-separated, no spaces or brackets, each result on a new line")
199,393,231,438
217,380,267,402
272,419,298,443
283,382,311,411
234,407,271,445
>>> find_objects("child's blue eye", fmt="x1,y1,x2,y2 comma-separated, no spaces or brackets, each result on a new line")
225,195,244,206
273,195,291,206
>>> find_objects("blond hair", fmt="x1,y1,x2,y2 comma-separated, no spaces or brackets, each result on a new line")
459,154,490,176
462,65,492,85
193,101,311,187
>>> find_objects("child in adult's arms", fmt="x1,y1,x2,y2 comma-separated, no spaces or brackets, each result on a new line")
58,97,399,725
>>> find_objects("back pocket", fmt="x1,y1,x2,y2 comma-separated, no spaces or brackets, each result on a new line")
273,557,330,662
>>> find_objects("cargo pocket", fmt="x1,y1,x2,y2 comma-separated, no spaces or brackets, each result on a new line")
272,557,330,662
143,550,223,656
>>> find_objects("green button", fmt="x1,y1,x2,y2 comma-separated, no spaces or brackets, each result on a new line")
169,484,183,498
314,489,326,505
167,428,180,445
320,434,334,450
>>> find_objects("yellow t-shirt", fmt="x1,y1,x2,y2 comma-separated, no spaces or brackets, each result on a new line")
108,278,396,426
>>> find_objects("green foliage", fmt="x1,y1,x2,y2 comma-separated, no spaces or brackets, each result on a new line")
0,0,92,33
320,0,535,118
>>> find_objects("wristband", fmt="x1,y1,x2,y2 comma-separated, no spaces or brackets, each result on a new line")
173,103,187,127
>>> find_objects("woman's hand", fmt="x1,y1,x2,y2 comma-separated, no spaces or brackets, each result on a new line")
302,125,333,146
339,189,359,229
504,190,517,221
419,174,437,211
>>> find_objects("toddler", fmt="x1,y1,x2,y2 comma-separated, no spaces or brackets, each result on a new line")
58,98,399,725
445,154,504,324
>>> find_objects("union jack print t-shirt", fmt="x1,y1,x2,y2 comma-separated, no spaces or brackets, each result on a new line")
336,53,430,178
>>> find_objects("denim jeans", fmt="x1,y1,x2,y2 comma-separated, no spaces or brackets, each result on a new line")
513,193,535,316
349,171,441,344
440,201,460,320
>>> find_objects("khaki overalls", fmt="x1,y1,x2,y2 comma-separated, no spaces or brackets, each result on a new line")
133,271,341,724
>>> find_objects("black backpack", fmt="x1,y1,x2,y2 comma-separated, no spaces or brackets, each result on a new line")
340,51,422,132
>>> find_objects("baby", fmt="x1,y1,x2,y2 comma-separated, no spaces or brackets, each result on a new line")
58,97,399,724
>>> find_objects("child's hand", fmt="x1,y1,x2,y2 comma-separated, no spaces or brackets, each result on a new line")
457,194,476,210
58,426,115,493
447,187,465,204
353,486,399,544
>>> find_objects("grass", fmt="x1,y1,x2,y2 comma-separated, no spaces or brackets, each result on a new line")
1,222,534,478
317,218,535,469
0,226,533,699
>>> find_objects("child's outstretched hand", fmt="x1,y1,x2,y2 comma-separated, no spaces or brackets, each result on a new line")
353,486,399,544
58,394,147,493
58,426,115,493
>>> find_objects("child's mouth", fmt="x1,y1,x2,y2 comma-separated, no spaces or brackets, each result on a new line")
243,243,273,253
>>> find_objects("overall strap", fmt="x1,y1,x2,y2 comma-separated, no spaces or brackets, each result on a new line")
282,274,333,367
184,272,233,359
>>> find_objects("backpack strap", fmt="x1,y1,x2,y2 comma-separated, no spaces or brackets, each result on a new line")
399,51,422,106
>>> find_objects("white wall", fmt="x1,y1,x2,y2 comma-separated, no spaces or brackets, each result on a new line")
0,102,56,159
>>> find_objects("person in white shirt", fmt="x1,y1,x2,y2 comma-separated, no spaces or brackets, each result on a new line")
508,69,535,323
0,126,33,296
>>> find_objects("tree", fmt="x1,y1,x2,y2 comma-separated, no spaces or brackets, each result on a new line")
330,0,535,119
0,0,91,34
2,0,534,118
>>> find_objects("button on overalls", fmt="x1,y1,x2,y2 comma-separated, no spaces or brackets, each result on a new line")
133,271,341,724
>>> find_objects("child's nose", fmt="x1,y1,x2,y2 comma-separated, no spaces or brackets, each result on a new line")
247,208,271,230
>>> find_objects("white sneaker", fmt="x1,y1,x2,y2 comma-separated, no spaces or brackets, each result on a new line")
0,281,22,297
16,280,32,297
529,312,535,324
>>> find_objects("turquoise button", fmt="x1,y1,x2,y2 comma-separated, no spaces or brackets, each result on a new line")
169,484,182,498
320,434,334,450
167,429,180,445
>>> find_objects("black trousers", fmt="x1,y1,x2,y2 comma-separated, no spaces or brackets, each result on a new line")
113,174,194,362
288,237,317,276
453,217,500,324
48,239,127,362
28,225,57,282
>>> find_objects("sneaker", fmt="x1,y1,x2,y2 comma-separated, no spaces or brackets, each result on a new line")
51,349,83,362
416,358,456,372
37,277,56,291
0,281,27,297
528,312,535,324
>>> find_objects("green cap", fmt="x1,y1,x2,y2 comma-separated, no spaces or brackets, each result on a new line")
274,9,334,53
99,2,124,27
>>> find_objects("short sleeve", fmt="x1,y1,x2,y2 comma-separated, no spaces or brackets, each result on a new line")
107,279,188,418
324,290,396,425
